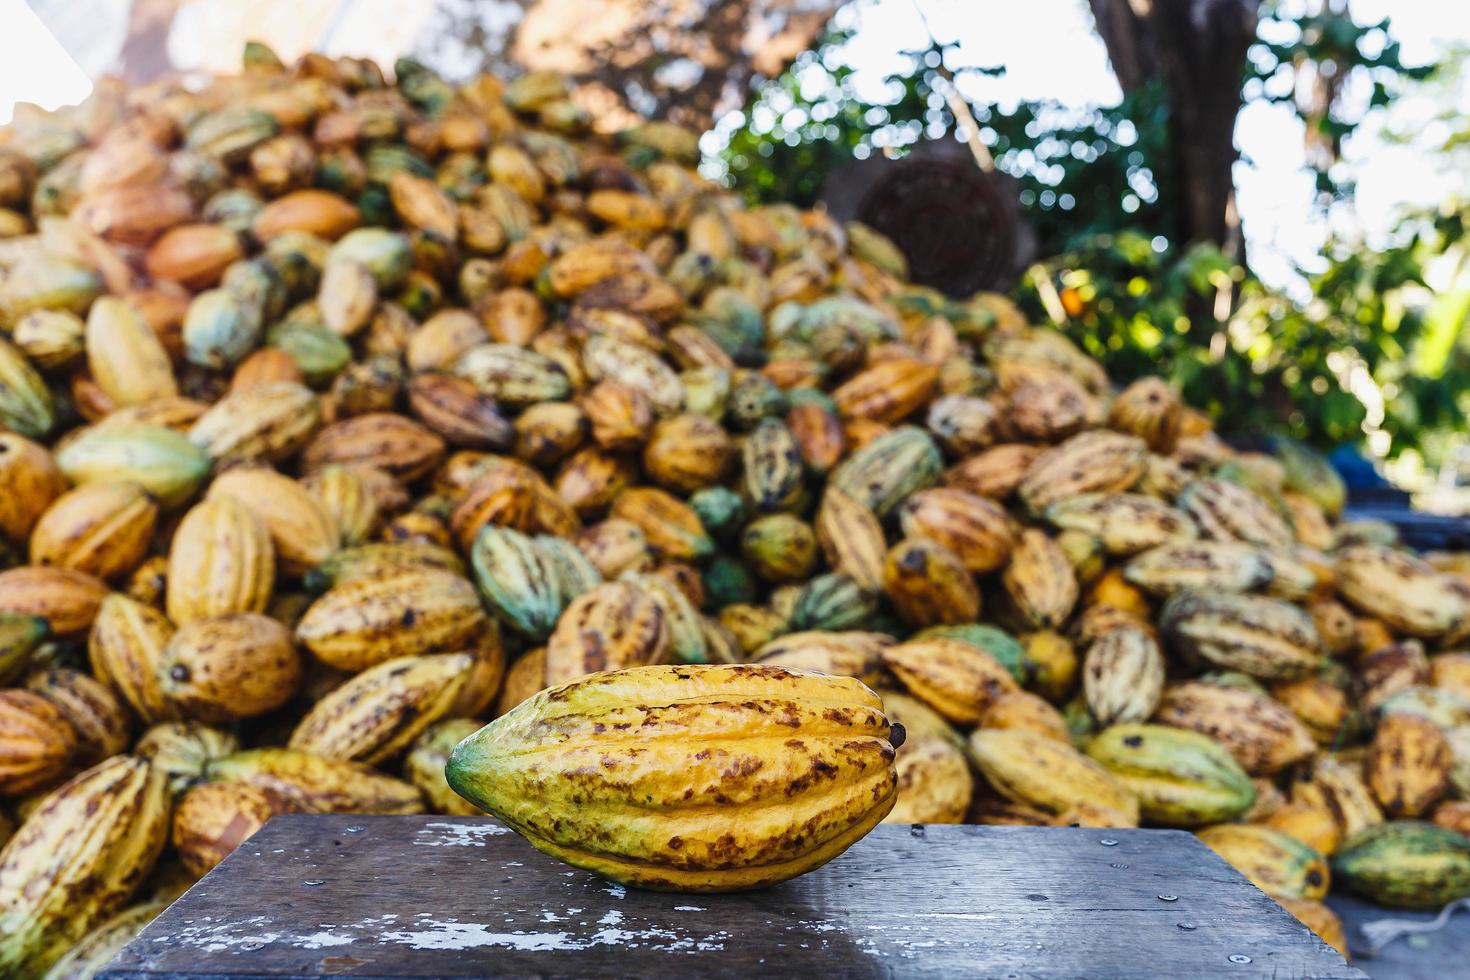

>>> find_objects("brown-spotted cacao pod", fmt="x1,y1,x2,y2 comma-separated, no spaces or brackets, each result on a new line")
205,747,424,815
882,690,972,824
295,568,487,672
0,756,169,976
447,663,900,891
0,689,78,796
289,652,473,765
881,635,1018,726
28,481,157,582
166,495,276,626
25,667,130,768
0,566,109,638
171,779,293,877
159,613,302,723
967,728,1138,827
1366,714,1451,818
1156,680,1316,775
545,581,670,687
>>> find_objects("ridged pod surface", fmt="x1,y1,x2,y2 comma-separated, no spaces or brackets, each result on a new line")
752,631,889,688
447,664,899,891
159,614,301,723
1124,541,1274,597
55,424,211,510
25,668,131,768
0,756,168,976
172,780,288,878
1016,431,1147,514
1177,478,1294,551
1335,545,1470,638
1197,824,1329,901
881,692,971,824
1045,493,1196,557
1082,626,1165,725
206,467,339,576
1331,821,1470,909
1160,591,1321,680
830,426,942,517
0,689,78,795
546,587,673,687
0,566,110,638
898,488,1015,574
40,892,177,980
205,748,425,814
1155,681,1316,775
88,595,176,724
84,298,178,408
1365,714,1451,818
295,568,487,672
1085,723,1255,827
967,728,1138,827
1001,529,1078,630
188,381,321,465
471,527,565,640
0,434,68,544
166,496,276,626
289,653,473,764
881,636,1017,726
29,481,157,582
404,719,486,817
814,487,887,593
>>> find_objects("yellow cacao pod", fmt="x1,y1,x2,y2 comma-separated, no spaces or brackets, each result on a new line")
166,496,276,626
187,381,322,464
25,667,131,768
295,568,487,672
1156,680,1317,775
403,718,486,817
545,581,670,687
172,780,291,878
967,728,1138,827
882,691,972,824
752,630,890,688
0,433,68,543
0,756,169,976
289,652,473,765
206,467,339,576
1082,626,1165,725
159,613,302,723
84,297,178,407
0,688,78,795
205,747,424,815
1366,713,1451,818
1197,824,1329,901
447,663,900,891
881,636,1018,726
0,565,110,638
29,481,157,582
89,594,176,724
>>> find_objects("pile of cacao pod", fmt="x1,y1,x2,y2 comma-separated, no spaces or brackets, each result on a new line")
0,41,1467,974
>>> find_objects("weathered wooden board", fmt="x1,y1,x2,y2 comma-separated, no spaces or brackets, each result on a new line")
102,816,1362,979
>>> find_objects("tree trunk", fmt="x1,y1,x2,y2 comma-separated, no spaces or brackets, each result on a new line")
1087,0,1259,263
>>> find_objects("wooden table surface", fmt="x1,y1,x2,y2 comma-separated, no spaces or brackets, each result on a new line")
101,815,1363,979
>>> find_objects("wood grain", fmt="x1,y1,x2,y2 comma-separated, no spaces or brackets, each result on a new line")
101,816,1364,979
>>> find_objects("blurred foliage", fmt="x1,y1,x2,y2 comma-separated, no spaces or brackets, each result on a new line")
1020,219,1470,457
714,32,1175,260
1248,1,1434,204
709,1,1465,462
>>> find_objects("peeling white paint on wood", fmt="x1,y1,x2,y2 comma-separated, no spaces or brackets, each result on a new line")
412,821,512,846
